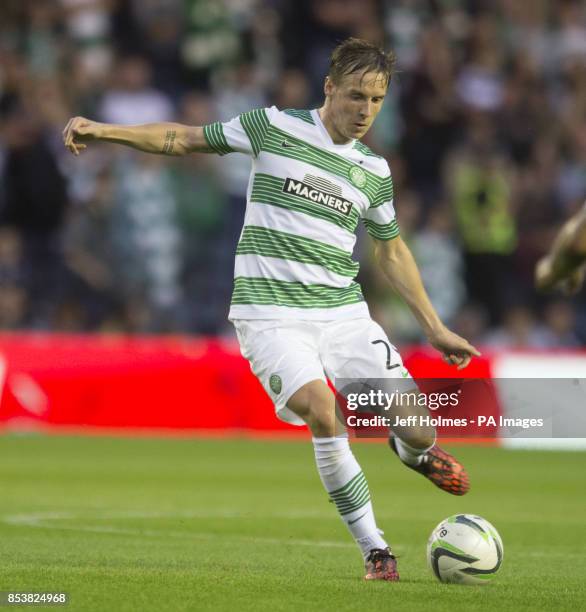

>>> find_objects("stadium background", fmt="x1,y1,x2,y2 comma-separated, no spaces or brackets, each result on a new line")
0,0,585,342
0,2,585,611
1,0,585,436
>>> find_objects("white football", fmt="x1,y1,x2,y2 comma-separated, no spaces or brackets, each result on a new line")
427,514,504,585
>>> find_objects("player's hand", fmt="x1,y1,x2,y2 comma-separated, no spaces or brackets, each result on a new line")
427,327,481,370
62,116,103,156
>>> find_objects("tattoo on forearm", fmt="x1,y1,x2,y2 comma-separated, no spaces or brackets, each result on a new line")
162,130,176,154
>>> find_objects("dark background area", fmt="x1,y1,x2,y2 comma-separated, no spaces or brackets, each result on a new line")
0,0,585,347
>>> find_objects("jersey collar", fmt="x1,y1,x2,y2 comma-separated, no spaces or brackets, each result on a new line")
312,109,357,151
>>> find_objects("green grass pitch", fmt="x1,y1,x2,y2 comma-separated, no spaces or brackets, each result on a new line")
0,434,584,611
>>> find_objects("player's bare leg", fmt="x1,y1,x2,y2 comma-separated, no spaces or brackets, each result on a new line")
287,380,399,581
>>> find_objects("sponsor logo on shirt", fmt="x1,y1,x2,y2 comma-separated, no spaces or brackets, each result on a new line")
281,139,307,150
282,178,353,216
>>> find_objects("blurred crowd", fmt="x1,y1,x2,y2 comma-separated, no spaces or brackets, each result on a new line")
0,0,585,347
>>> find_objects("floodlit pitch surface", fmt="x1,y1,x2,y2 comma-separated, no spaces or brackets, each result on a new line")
0,435,584,611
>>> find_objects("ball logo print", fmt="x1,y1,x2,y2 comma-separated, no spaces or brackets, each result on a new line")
427,514,504,585
349,166,367,188
269,374,282,394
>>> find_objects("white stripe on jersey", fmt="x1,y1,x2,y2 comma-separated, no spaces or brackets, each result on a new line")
229,301,370,321
364,199,397,225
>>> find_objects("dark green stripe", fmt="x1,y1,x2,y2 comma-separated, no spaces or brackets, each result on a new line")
237,226,358,278
333,489,370,513
283,109,315,125
329,472,367,499
240,108,270,156
203,122,233,155
338,500,372,517
329,471,364,496
372,176,394,208
337,493,371,516
233,290,363,308
335,488,371,512
232,277,364,309
363,218,400,240
332,481,370,509
336,492,371,515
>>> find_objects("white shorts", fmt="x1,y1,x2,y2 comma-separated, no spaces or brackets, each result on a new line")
232,318,414,426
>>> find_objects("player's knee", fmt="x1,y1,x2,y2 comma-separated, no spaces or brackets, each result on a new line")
301,392,337,437
306,405,337,437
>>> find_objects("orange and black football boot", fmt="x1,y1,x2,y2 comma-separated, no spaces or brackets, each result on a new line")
364,548,399,581
389,436,470,496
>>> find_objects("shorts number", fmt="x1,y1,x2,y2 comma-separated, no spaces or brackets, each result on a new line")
371,339,399,370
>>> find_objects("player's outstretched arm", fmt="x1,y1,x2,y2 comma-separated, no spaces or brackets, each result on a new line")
535,203,586,295
373,236,480,369
62,116,213,156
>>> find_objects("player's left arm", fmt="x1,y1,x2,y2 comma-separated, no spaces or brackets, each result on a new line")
373,235,480,369
535,203,586,295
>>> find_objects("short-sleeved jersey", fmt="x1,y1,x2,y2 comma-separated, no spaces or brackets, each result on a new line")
203,107,399,320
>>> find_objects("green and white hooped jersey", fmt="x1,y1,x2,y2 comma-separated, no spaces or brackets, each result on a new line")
203,107,400,320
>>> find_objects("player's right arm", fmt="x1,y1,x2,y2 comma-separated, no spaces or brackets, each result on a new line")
62,116,213,156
